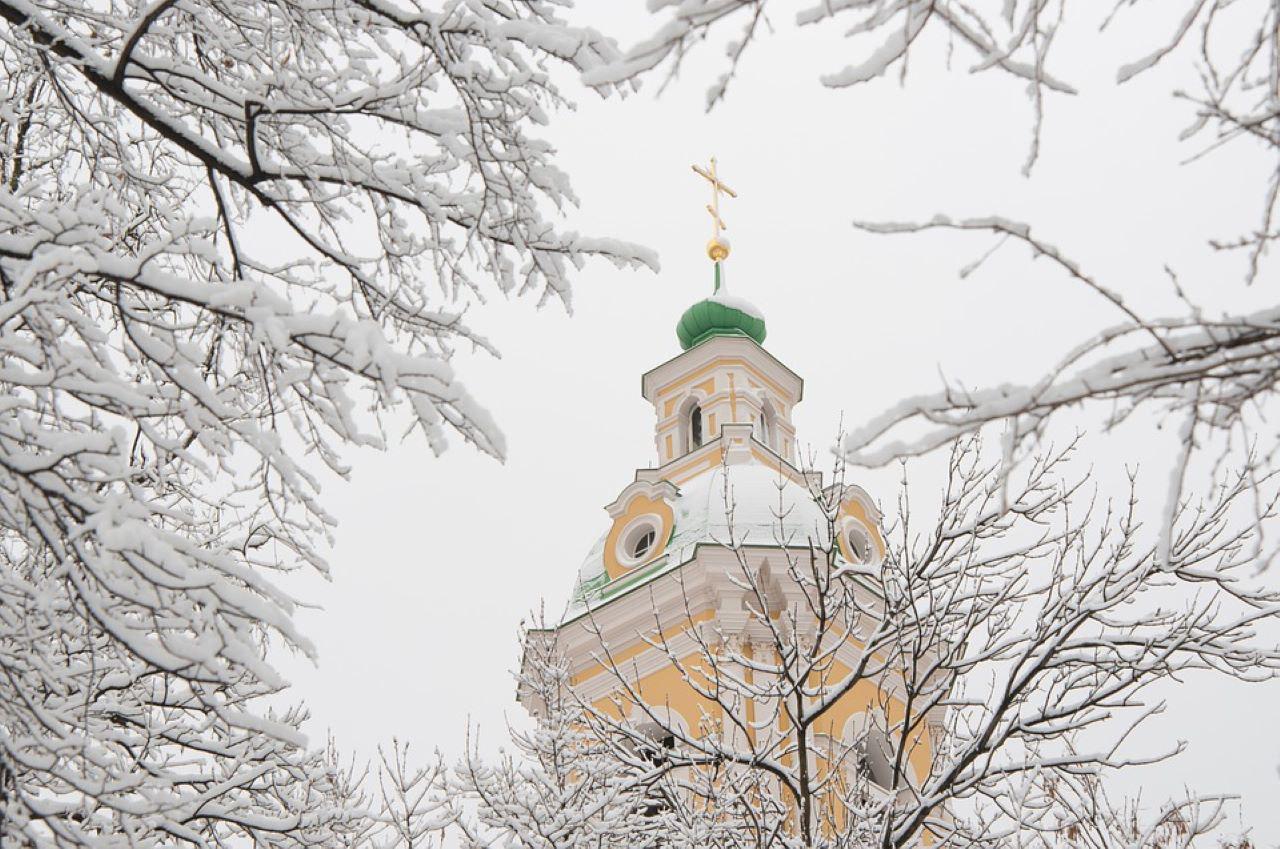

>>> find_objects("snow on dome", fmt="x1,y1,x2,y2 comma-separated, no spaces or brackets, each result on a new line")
565,464,830,620
675,261,768,350
707,289,764,322
671,464,827,551
676,294,768,350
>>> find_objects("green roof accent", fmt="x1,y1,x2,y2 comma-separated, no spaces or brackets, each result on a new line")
676,263,767,350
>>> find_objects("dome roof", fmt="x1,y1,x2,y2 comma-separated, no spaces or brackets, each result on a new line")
677,294,767,350
566,464,829,619
676,263,767,350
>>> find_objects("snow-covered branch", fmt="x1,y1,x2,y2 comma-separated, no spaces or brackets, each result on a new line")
0,1,653,844
523,439,1275,848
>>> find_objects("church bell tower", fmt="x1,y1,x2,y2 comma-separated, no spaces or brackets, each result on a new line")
522,159,935,822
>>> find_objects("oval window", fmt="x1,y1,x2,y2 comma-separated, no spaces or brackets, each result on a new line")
631,528,656,560
844,526,872,564
618,517,663,568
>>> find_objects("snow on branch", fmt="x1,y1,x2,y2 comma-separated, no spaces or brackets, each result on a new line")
499,440,1275,848
0,0,653,844
587,0,1071,166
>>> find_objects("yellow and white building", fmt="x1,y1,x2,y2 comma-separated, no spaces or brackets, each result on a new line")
524,163,937,826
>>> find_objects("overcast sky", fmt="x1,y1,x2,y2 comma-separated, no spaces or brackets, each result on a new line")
277,4,1279,844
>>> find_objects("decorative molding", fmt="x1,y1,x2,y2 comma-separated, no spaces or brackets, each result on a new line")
604,479,679,519
641,335,803,406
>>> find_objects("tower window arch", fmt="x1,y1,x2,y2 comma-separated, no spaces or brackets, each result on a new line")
675,393,709,456
757,397,779,450
688,403,704,451
627,707,691,818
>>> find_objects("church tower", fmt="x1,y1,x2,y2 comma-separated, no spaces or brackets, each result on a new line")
523,160,936,831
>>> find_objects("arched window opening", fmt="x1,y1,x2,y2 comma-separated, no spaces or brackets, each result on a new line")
631,717,682,818
856,735,895,788
689,404,703,449
638,728,677,765
847,715,896,790
758,398,778,451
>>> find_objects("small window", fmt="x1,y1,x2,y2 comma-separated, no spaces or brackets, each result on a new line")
690,405,703,448
842,525,876,564
619,518,662,567
640,733,676,764
758,399,778,450
631,528,656,560
635,727,677,817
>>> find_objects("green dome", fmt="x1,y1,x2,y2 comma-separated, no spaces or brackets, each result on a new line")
676,296,767,350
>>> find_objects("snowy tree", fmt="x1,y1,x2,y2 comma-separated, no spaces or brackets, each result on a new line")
521,441,1277,848
449,622,659,849
0,0,652,844
588,0,1280,564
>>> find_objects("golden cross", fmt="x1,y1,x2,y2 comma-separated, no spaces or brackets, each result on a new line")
692,156,736,260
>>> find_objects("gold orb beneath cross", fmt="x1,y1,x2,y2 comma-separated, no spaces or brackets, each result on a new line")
707,237,731,261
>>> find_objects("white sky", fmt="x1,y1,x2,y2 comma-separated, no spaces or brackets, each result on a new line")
279,4,1280,844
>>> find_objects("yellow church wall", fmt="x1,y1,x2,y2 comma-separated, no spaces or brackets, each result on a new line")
574,638,931,786
654,358,791,409
569,624,936,842
657,376,718,419
590,654,724,739
811,658,933,787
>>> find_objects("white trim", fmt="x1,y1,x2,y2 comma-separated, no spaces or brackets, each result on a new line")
604,479,679,518
641,334,803,404
830,483,883,524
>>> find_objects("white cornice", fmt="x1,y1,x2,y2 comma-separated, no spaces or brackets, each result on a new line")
648,429,817,489
826,482,884,524
641,336,803,404
604,478,681,518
